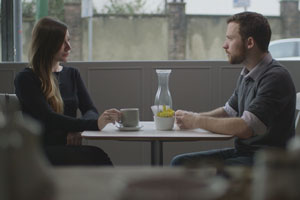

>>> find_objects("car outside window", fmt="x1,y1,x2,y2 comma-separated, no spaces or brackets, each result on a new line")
269,42,296,58
297,42,300,57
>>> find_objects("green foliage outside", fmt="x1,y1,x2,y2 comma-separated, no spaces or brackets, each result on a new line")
102,0,148,14
0,0,36,18
48,0,65,21
22,0,64,21
22,0,36,18
7,0,164,19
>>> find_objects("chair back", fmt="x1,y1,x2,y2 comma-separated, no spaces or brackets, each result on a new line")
295,92,300,135
0,93,19,112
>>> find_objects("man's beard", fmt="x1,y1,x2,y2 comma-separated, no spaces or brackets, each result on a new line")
228,45,247,64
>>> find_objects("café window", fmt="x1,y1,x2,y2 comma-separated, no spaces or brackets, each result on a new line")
2,0,300,62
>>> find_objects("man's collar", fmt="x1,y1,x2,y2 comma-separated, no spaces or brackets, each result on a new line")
241,53,273,81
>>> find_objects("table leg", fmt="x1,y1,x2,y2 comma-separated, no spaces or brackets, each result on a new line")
151,140,163,166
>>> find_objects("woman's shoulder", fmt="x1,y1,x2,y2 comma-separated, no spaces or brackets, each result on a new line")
61,66,82,80
61,65,80,74
19,67,33,73
16,67,35,79
15,67,41,84
62,65,79,72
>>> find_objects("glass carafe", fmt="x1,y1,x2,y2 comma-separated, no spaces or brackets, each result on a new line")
154,69,172,113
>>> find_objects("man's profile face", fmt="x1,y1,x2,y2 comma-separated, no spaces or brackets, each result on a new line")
223,22,247,64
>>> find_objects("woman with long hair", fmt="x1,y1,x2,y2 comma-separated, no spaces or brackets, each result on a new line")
14,17,120,166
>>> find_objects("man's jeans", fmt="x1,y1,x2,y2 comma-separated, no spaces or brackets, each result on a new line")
171,148,254,166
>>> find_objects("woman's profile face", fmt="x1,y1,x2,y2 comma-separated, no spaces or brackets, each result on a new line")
54,30,71,63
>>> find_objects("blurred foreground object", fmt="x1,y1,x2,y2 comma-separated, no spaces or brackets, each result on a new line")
0,94,56,200
252,136,300,200
119,171,228,200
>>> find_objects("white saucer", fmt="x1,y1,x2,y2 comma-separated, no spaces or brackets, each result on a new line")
115,124,143,131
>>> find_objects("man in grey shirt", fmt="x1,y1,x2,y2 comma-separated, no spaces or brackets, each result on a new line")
171,12,296,166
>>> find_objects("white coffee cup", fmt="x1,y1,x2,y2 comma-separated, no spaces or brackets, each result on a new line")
120,108,139,127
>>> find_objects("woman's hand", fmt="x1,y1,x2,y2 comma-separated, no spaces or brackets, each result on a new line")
98,108,121,130
66,132,82,146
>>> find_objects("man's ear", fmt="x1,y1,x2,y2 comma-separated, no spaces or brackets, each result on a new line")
246,37,255,49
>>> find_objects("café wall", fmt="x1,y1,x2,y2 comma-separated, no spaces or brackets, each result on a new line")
1,61,300,166
0,61,239,166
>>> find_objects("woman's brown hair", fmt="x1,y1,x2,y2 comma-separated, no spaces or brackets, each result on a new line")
29,17,67,113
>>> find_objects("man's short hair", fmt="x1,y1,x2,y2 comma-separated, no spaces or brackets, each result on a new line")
227,12,271,52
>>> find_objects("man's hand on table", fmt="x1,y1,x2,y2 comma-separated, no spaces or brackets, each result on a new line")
175,110,201,130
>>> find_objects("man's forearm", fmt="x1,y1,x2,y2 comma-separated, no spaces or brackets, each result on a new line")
195,115,253,139
199,107,229,118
